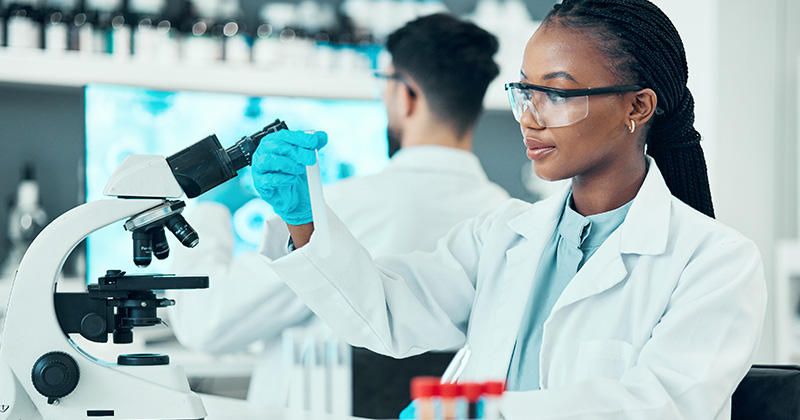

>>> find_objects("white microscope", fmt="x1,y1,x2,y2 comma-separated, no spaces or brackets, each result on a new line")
0,120,288,419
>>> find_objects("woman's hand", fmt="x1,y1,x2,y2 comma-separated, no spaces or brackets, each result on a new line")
252,129,328,227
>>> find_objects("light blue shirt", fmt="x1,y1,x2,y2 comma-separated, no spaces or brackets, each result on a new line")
505,192,633,391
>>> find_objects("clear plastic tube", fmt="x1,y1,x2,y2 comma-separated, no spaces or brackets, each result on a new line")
306,151,330,258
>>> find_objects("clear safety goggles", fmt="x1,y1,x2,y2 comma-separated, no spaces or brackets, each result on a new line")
504,82,642,128
374,71,416,98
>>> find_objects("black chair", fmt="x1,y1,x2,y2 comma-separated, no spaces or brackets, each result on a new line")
351,348,456,419
731,364,800,420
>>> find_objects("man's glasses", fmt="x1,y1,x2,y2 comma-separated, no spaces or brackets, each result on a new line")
504,82,642,128
374,72,416,98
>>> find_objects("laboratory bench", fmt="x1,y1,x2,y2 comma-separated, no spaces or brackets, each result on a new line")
201,393,367,420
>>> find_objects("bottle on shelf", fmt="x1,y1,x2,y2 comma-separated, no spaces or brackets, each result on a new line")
66,0,95,54
42,0,74,53
43,9,67,51
85,0,127,55
158,0,188,59
215,0,248,64
1,164,48,279
128,0,160,57
179,0,222,63
250,17,275,67
5,0,43,49
251,1,295,68
0,2,7,47
219,17,248,63
108,10,131,56
302,0,340,72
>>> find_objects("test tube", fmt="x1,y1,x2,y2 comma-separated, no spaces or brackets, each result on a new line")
306,151,331,258
327,336,352,415
410,376,439,420
306,334,327,414
481,381,505,420
283,328,307,410
461,383,482,419
439,382,463,419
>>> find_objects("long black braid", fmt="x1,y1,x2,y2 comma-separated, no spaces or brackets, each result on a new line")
544,0,715,218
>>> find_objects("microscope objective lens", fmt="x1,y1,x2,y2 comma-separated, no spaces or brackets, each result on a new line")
132,230,152,267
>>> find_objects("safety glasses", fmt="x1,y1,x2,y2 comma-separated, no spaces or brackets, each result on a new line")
504,82,642,128
374,72,416,98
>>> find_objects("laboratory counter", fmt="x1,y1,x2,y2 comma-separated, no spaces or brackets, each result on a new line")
201,393,367,420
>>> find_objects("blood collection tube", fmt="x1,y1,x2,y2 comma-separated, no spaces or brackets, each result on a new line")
481,381,505,420
439,382,462,419
461,382,483,419
411,376,439,420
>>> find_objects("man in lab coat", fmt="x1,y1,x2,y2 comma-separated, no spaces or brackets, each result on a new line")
167,13,510,408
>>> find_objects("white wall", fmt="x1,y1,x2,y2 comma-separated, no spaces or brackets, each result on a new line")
653,0,718,177
714,0,781,362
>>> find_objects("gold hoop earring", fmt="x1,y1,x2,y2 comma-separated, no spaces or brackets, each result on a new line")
629,120,636,134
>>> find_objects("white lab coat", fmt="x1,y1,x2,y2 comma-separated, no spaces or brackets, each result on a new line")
167,145,509,403
264,157,767,420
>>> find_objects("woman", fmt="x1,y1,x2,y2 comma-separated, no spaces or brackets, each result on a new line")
251,0,766,418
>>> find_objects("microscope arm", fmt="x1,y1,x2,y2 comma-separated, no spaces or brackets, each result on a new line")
0,120,288,420
0,199,208,420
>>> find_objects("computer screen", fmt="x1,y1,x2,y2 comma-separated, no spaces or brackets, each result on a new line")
85,84,389,282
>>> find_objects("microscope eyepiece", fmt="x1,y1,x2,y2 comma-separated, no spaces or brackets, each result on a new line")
165,119,287,198
165,214,199,248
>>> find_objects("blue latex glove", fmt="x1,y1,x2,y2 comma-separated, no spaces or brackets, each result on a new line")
398,401,415,419
251,129,328,225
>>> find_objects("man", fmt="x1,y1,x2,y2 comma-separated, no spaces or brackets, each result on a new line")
167,13,510,411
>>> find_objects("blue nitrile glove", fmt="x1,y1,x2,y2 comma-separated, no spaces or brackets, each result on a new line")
398,401,415,419
251,129,328,225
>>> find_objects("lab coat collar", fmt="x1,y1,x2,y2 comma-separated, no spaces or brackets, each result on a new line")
506,180,570,238
506,156,671,257
618,157,671,255
385,145,490,181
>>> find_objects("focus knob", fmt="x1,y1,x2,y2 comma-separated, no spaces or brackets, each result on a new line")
31,352,80,404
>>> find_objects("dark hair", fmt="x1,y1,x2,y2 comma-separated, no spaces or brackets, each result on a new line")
544,0,715,218
386,13,500,136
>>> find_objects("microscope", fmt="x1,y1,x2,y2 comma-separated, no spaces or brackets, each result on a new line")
0,119,288,419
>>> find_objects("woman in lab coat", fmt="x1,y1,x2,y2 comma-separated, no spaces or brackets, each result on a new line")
252,0,767,418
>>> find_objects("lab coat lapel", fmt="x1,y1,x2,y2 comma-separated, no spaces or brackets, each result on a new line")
550,157,672,313
550,232,628,314
481,185,571,379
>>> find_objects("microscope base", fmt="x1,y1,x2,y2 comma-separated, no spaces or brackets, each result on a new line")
0,361,43,420
0,355,206,420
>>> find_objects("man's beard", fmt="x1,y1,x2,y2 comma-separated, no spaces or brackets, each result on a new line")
386,126,401,158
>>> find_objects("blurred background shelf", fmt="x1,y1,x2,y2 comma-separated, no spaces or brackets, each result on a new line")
0,48,512,108
0,48,378,99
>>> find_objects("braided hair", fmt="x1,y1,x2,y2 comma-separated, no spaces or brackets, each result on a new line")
544,0,715,218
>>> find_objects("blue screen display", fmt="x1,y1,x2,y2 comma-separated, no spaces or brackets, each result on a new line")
85,84,388,282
